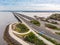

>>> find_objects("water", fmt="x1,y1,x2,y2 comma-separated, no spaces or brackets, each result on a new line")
18,12,60,18
0,12,60,45
0,12,18,45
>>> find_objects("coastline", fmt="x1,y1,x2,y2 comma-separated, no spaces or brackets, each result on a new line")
3,25,13,45
3,25,22,45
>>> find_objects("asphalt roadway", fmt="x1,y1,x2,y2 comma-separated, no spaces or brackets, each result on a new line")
13,12,60,43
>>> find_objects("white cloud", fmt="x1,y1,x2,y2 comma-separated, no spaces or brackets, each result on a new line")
26,4,60,10
0,3,60,11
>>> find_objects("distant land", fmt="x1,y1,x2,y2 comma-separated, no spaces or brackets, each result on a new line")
0,10,60,12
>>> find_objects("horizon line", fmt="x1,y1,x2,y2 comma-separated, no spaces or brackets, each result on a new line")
0,10,60,12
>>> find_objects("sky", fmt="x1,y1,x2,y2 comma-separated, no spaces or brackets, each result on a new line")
0,0,60,11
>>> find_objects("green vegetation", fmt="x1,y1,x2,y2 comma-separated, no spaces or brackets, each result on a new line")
15,23,29,33
38,33,60,45
45,24,60,30
24,32,46,45
51,21,58,24
56,32,60,35
48,14,60,21
30,20,40,26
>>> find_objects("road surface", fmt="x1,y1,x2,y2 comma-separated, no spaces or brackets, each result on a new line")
13,12,60,43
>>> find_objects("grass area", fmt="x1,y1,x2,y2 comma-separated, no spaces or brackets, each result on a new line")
55,32,60,35
24,32,46,45
48,14,60,21
51,21,58,24
45,24,60,30
30,20,40,26
14,32,46,45
38,33,60,45
14,23,29,33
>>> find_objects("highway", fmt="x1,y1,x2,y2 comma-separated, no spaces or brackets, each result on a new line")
13,13,35,20
13,12,60,43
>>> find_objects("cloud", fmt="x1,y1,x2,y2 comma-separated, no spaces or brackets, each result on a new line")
0,4,60,11
0,0,60,6
0,0,60,11
33,4,60,10
0,0,33,6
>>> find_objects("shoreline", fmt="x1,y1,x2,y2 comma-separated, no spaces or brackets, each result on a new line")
3,25,13,45
3,25,22,45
